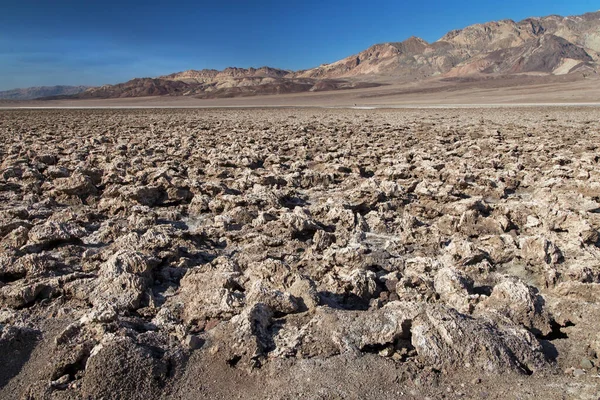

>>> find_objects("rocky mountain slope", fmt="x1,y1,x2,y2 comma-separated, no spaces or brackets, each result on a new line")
299,11,600,79
161,66,291,83
43,11,600,100
0,86,89,100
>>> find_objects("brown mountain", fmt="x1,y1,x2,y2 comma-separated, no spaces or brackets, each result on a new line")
63,68,382,99
45,10,600,100
162,66,291,83
298,12,600,80
61,79,191,99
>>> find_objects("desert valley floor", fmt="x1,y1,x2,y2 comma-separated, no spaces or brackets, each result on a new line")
1,107,600,399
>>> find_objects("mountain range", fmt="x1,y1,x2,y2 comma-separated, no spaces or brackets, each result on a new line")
4,10,600,100
0,85,89,100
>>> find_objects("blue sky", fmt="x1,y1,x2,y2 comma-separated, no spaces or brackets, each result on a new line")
0,0,597,90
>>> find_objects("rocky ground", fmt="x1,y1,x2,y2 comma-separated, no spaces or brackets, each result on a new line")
0,107,599,399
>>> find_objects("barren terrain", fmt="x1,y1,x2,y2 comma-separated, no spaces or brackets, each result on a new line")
1,107,600,399
3,73,600,109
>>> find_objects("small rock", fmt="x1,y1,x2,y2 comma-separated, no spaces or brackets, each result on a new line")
51,374,70,388
573,369,586,377
471,377,481,385
185,334,204,350
580,358,594,369
378,346,394,357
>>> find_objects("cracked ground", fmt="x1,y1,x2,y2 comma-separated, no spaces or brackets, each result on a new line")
1,107,600,399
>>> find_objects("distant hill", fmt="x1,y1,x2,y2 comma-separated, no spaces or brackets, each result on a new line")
33,10,600,100
0,85,89,100
52,70,382,99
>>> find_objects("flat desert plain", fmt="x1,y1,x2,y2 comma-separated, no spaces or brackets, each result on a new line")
3,73,600,109
1,107,600,399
